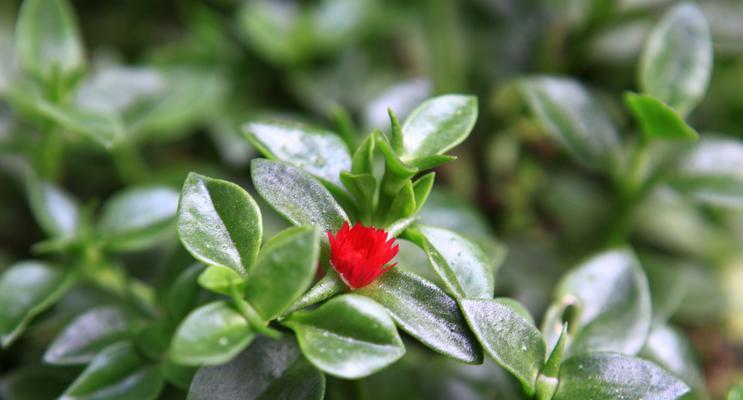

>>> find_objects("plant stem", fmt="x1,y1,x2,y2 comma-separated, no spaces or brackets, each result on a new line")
113,142,149,184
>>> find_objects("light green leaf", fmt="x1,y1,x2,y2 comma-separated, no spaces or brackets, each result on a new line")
31,99,123,149
62,341,164,400
412,172,435,213
283,294,405,379
0,261,75,347
197,265,246,296
625,92,699,141
243,121,351,188
251,159,348,231
26,173,80,238
244,226,321,321
553,353,689,400
189,337,325,400
44,306,138,365
98,186,179,251
357,270,482,364
384,180,416,226
170,301,255,366
177,173,262,275
460,298,545,395
521,77,620,171
640,2,712,117
407,225,494,299
400,95,477,165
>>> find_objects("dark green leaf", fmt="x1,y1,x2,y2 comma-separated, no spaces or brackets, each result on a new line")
243,121,351,188
189,337,324,400
63,341,164,400
625,92,699,141
1,367,71,400
44,306,137,365
26,173,80,238
170,301,255,366
357,270,482,364
177,173,262,275
640,3,712,117
0,261,74,347
98,186,179,251
244,226,321,321
167,263,204,321
251,159,348,231
399,95,477,165
521,77,620,171
553,353,689,400
460,298,545,395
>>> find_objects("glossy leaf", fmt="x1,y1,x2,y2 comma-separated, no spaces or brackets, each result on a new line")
15,0,85,89
640,2,712,117
553,353,689,400
671,136,743,209
284,294,404,379
244,226,321,321
189,337,325,400
399,95,477,165
26,174,80,238
243,121,351,188
0,261,74,347
625,92,699,141
521,77,620,171
460,298,545,395
357,270,482,364
197,265,246,296
384,180,416,226
251,159,348,231
177,173,262,275
62,341,164,400
98,186,179,251
547,249,652,356
44,306,137,365
641,324,705,396
412,172,435,213
408,225,494,299
170,301,255,366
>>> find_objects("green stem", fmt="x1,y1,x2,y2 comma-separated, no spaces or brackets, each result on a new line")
38,126,64,180
282,271,346,317
112,142,149,184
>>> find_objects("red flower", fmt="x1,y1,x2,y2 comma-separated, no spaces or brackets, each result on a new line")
327,222,399,289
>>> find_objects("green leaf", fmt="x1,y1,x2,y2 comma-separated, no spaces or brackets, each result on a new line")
384,180,416,226
237,1,308,65
244,226,321,321
545,249,652,356
399,95,477,165
640,2,712,117
170,301,255,366
407,225,494,299
412,172,435,213
0,261,74,347
357,270,482,364
15,0,85,91
283,294,405,379
30,99,123,149
189,337,325,400
521,77,620,171
729,385,743,400
625,92,699,141
26,173,80,238
197,265,246,296
641,324,705,396
553,353,690,400
1,367,71,400
460,298,545,396
536,324,568,400
44,306,137,365
351,133,375,175
243,121,351,188
177,173,262,275
63,341,164,400
98,186,179,251
670,136,743,209
251,159,349,231
167,263,205,321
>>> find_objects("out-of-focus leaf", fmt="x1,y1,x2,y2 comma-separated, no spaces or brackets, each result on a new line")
641,324,706,397
26,173,80,238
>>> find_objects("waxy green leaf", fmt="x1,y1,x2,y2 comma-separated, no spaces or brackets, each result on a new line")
26,174,80,238
244,226,321,321
640,3,712,117
460,298,545,395
244,121,351,188
553,353,689,400
177,173,262,275
0,261,74,347
197,265,246,296
399,95,477,166
170,301,255,366
625,92,699,141
251,159,348,231
284,294,404,379
189,337,325,400
63,341,164,400
99,186,179,251
357,270,482,364
45,306,138,365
